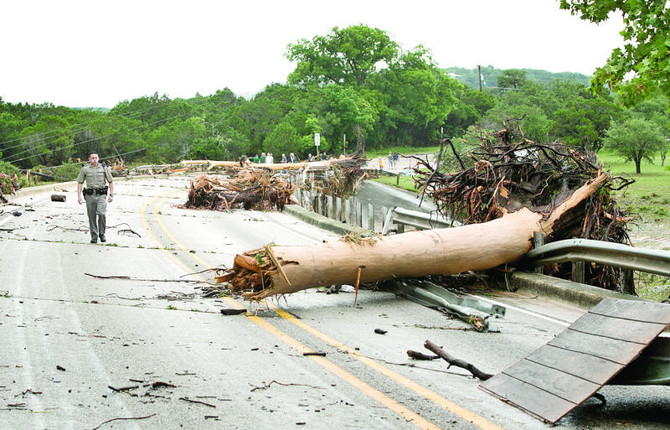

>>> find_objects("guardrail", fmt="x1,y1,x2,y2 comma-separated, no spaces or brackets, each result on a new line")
381,206,455,235
525,238,670,277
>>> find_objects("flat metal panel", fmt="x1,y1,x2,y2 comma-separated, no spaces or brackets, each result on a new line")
480,373,576,424
480,298,670,423
502,359,601,404
548,329,646,364
525,345,623,385
589,299,670,325
569,313,667,344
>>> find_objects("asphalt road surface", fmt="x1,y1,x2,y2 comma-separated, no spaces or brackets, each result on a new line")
1,174,668,429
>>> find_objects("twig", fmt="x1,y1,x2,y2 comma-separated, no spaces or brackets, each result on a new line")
179,397,216,408
249,380,324,392
89,413,156,430
46,225,89,233
108,385,139,392
85,273,203,284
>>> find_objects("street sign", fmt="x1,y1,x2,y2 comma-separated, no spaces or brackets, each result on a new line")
314,133,321,146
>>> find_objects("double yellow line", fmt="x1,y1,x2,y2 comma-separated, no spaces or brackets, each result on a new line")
141,192,503,430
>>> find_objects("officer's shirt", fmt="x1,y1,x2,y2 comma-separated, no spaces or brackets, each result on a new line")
76,164,113,188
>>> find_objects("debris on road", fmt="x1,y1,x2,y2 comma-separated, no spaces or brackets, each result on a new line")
406,350,440,361
387,280,505,332
220,309,247,316
89,413,157,430
180,397,216,408
50,194,66,202
180,154,368,212
182,171,294,211
424,340,493,381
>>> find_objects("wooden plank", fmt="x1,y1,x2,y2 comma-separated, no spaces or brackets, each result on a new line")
502,359,601,404
570,313,667,344
525,345,623,385
480,373,576,423
589,298,670,325
549,329,647,364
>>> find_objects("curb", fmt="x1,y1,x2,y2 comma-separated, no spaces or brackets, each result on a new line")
509,271,640,309
283,204,370,237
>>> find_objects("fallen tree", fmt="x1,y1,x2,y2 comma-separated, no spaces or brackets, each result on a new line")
216,172,609,300
214,123,632,300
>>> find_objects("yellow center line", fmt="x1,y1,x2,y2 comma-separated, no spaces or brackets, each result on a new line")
140,192,440,429
273,307,502,430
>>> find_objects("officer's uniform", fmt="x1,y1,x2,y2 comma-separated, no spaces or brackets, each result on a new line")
77,164,113,242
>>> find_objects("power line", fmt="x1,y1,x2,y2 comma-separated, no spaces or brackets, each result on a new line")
1,94,219,164
3,113,187,165
0,97,185,151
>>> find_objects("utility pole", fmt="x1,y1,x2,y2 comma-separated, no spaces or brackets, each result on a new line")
477,65,483,92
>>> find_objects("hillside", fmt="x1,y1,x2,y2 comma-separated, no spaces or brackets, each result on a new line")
446,65,591,89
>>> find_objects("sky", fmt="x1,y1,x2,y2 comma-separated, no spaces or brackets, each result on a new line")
0,0,624,108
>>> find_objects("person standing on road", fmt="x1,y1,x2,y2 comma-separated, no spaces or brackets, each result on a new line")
77,153,114,244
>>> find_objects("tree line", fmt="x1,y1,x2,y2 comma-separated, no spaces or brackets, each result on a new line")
1,22,669,177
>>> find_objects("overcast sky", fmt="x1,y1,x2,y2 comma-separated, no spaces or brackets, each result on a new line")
0,0,624,108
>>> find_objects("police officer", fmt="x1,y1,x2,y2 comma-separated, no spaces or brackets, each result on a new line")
77,153,114,243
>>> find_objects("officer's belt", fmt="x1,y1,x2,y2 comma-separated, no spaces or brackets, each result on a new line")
83,186,108,196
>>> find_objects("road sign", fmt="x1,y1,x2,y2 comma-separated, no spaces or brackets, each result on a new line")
314,133,320,146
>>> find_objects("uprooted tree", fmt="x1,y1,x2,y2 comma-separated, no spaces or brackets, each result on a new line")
213,123,634,300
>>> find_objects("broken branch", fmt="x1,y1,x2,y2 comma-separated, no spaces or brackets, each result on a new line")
424,340,492,381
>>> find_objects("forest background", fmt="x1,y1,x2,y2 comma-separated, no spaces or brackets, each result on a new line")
1,23,668,218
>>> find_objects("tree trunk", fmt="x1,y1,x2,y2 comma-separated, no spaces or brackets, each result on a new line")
223,174,609,300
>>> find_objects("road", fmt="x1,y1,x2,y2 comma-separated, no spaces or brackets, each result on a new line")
0,174,667,429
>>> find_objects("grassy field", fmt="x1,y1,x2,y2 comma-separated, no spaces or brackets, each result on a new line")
365,145,440,159
598,150,670,222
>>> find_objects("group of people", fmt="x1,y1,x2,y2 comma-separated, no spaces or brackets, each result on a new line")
378,152,401,171
249,152,329,164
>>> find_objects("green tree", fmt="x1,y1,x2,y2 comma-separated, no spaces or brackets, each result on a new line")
630,95,670,165
321,85,378,152
286,25,399,87
497,69,528,89
146,117,208,163
370,47,460,145
0,111,29,160
444,88,496,138
560,0,670,105
603,117,666,173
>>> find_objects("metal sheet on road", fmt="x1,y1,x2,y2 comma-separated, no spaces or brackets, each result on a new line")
480,298,670,424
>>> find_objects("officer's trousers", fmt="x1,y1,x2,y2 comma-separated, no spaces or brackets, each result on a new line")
85,194,107,240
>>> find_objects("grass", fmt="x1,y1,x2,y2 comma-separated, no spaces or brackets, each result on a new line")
598,151,670,222
374,174,418,192
365,145,440,159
